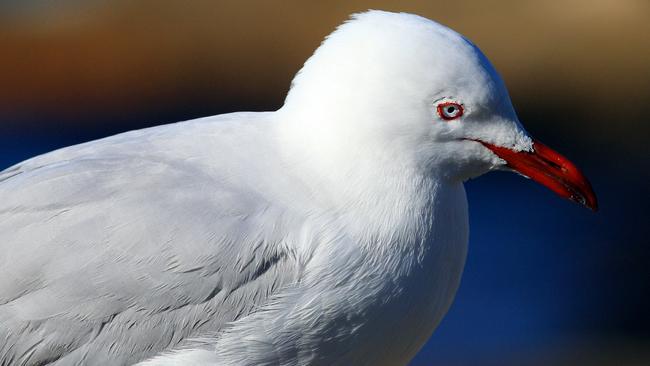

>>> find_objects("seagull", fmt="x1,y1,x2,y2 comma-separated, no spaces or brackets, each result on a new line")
0,10,596,366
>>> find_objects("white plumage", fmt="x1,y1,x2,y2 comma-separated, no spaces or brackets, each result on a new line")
1,10,594,366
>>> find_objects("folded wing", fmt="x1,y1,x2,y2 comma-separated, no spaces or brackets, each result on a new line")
0,115,301,365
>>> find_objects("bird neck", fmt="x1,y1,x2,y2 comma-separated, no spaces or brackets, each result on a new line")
272,109,468,276
272,109,447,216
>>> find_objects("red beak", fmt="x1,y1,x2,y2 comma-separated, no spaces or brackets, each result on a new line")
480,139,598,211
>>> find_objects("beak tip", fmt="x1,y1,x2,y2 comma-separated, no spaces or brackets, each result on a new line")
577,195,598,211
565,175,598,211
570,176,598,212
585,194,599,212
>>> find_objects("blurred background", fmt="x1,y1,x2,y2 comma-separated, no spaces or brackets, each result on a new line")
1,1,648,365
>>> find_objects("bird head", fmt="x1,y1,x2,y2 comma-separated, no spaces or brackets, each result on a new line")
280,10,597,210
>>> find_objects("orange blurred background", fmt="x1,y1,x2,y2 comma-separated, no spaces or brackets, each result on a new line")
1,0,649,150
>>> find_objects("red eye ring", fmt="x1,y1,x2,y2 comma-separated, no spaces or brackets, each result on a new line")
437,102,464,121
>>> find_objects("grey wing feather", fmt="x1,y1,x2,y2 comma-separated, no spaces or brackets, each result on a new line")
0,114,302,365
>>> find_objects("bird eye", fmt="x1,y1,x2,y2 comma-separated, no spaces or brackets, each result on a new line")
437,102,464,121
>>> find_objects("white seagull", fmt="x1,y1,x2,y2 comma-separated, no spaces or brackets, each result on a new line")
0,10,597,366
